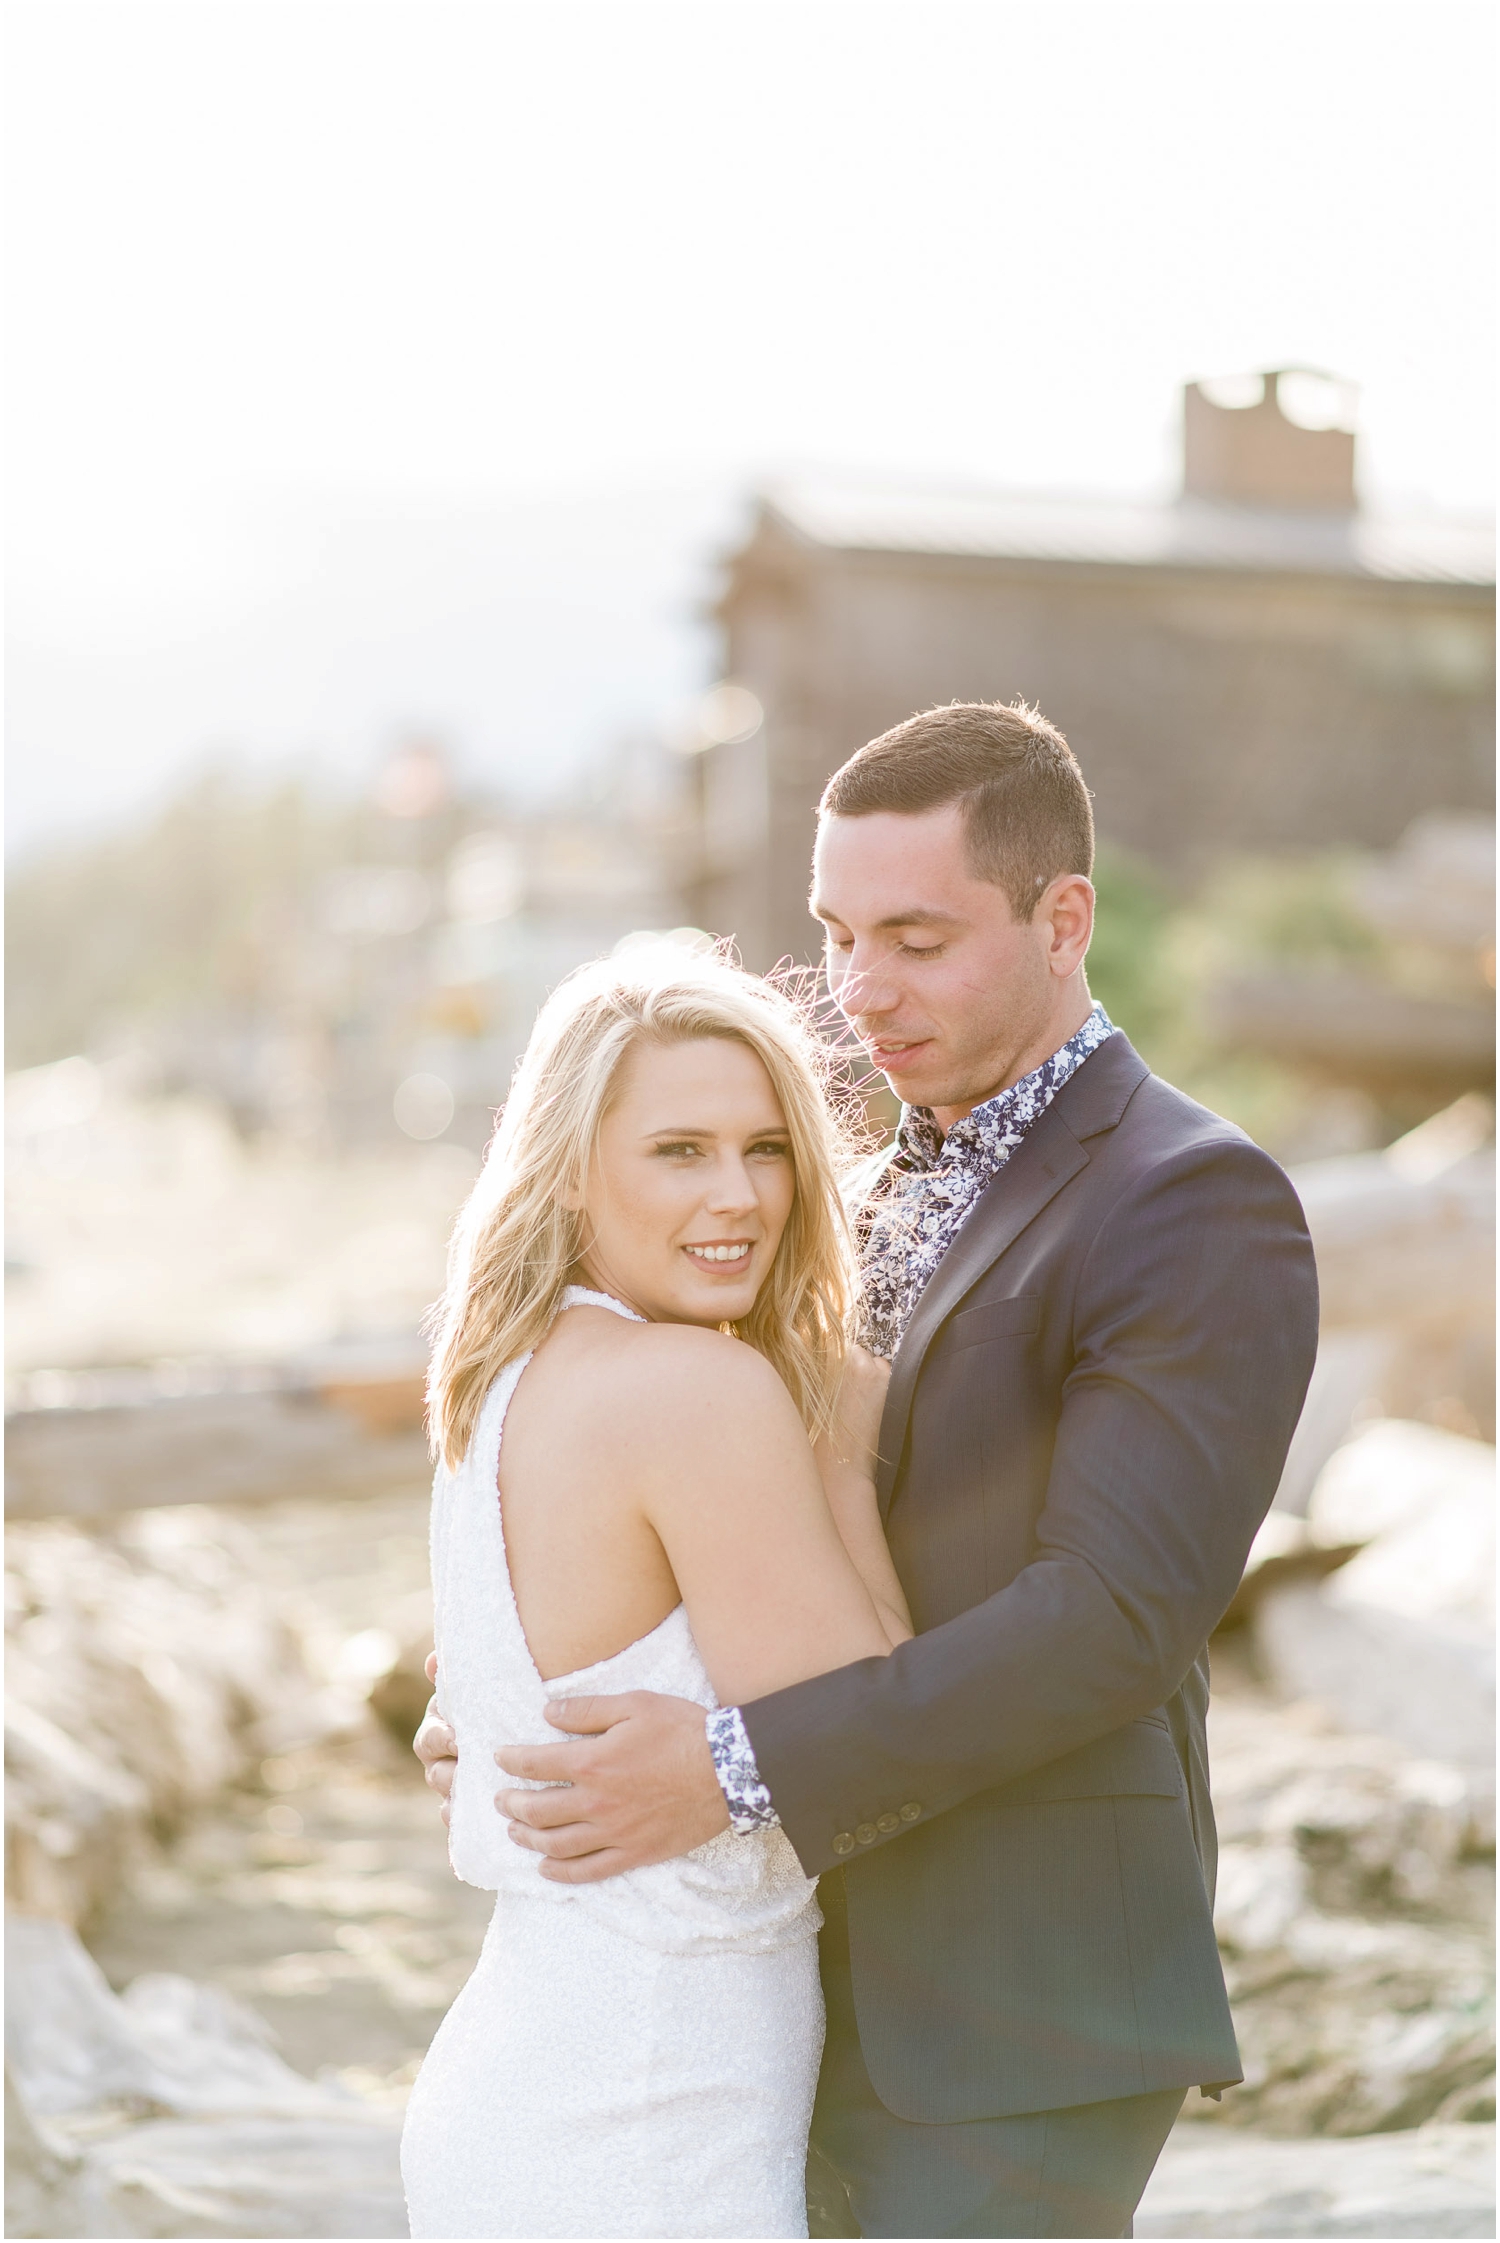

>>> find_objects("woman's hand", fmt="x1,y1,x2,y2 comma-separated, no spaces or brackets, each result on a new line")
414,1652,458,1826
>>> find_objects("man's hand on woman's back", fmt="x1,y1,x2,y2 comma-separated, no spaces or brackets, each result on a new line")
414,1654,730,1875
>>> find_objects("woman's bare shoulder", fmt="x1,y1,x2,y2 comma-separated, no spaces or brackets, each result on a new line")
532,1319,792,1478
582,1317,793,1426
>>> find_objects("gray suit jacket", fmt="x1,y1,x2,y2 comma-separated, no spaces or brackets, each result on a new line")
742,1034,1319,2122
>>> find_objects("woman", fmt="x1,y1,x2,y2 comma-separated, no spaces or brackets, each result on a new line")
400,946,910,2241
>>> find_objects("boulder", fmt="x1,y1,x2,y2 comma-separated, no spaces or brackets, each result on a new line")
79,2113,405,2238
1308,1420,1496,1556
1293,1137,1493,1334
1217,1512,1362,1629
1286,1117,1493,1446
1137,2120,1496,2238
5,1509,359,1925
1203,1692,1493,2136
1256,1584,1493,1768
1257,1420,1494,1764
4,1918,404,2240
1269,1331,1397,1518
5,2066,100,2241
5,1917,350,2120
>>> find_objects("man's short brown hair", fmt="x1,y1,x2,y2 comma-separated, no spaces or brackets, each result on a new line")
819,700,1094,921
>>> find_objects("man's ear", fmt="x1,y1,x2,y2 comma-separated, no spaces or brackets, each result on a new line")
1041,874,1095,977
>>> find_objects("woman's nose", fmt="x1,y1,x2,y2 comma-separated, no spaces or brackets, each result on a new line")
704,1157,758,1213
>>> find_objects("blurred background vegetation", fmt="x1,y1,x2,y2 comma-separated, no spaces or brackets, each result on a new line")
9,763,1489,1172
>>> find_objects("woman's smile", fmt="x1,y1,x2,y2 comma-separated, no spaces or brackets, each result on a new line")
575,1037,797,1326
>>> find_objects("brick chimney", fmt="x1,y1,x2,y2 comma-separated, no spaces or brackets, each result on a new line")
1182,370,1357,512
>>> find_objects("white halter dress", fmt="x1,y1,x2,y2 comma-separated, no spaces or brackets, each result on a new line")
400,1288,824,2240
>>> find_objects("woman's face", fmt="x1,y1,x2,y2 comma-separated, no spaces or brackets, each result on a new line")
575,1036,797,1327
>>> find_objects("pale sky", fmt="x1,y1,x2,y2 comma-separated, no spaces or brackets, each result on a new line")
7,0,1494,852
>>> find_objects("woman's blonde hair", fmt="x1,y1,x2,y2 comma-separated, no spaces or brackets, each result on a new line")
426,944,864,1469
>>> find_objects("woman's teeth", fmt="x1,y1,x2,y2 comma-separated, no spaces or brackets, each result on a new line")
685,1243,751,1264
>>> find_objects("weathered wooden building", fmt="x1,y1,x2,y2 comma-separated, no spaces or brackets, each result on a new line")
692,372,1495,969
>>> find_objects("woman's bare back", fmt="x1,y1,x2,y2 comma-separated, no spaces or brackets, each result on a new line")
498,1302,683,1681
498,1297,907,1707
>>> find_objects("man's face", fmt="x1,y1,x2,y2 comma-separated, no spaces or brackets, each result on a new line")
811,805,1093,1124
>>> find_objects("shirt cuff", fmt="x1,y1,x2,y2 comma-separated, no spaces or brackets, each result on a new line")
705,1705,781,1833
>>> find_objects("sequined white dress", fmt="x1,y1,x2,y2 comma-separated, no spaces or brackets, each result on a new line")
400,1290,824,2240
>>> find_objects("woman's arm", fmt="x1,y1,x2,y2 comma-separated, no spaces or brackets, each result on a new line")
814,1347,912,1649
617,1326,901,1708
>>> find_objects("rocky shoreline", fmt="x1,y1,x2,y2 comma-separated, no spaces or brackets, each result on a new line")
6,1471,1494,2239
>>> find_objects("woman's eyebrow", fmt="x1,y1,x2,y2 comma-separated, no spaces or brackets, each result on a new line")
642,1123,790,1137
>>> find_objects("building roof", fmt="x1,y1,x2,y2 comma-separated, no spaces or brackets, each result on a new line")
762,480,1495,589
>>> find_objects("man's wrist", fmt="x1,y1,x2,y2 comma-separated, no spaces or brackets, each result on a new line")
704,1705,780,1833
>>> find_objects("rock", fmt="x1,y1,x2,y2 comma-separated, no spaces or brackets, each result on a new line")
4,1919,404,2240
1327,1490,1494,1647
1308,1420,1496,1554
60,2114,406,2239
4,2065,99,2240
1137,2120,1496,2237
5,1509,358,1925
1288,1123,1493,1442
1218,1512,1362,1628
1270,1331,1396,1516
5,1917,359,2120
367,1636,438,1748
1201,1686,1493,2136
1257,1582,1493,1767
1213,1839,1309,1952
1293,1139,1493,1334
4,1699,153,1931
1256,1421,1495,1765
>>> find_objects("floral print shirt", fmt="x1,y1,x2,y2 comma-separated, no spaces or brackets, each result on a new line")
858,1002,1117,1360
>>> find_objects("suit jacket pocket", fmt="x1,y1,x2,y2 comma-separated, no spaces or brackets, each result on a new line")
990,1719,1184,1807
946,1293,1041,1349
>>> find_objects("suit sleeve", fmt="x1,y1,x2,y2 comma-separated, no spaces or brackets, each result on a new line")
739,1135,1319,1877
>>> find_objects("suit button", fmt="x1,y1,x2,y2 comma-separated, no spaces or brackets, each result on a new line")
899,1802,922,1822
832,1831,855,1855
876,1812,900,1833
855,1822,878,1845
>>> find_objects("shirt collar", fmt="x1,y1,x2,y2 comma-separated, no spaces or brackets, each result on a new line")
894,1002,1117,1176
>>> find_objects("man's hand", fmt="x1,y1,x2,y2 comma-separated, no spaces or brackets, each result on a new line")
414,1652,457,1826
496,1690,729,1883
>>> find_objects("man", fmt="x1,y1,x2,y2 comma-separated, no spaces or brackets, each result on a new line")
417,700,1319,2237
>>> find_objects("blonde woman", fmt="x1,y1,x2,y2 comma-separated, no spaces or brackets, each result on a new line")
400,947,910,2241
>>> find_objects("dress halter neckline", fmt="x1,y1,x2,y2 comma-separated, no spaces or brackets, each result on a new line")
558,1284,647,1324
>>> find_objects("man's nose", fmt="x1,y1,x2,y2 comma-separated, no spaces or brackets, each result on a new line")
831,948,900,1022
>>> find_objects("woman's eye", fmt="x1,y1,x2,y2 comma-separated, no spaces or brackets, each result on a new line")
749,1140,790,1160
654,1141,702,1159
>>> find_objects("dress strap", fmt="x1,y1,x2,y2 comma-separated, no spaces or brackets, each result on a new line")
558,1284,647,1324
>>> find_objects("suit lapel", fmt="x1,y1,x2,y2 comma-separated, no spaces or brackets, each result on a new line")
871,1035,1151,1518
875,1114,1087,1513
